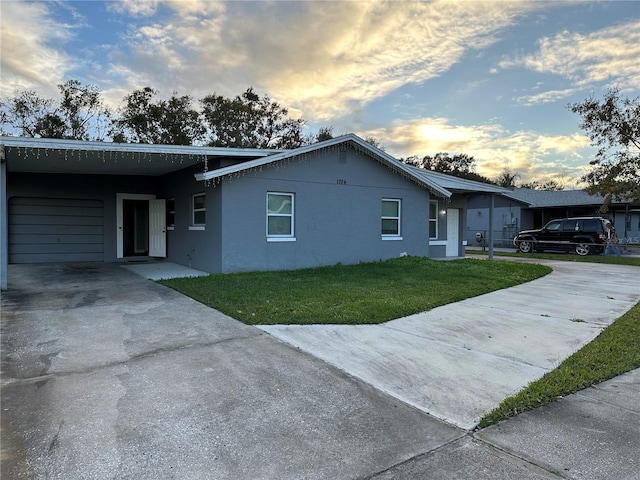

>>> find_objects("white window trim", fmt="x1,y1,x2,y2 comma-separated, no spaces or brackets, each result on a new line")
192,193,206,227
429,200,438,239
381,198,401,238
267,192,295,240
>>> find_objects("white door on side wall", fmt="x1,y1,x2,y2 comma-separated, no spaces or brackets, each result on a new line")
446,208,459,257
149,199,167,257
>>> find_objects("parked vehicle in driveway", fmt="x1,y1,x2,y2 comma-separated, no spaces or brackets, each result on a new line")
513,217,610,256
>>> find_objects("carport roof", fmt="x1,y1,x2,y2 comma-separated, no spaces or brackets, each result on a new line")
0,136,278,176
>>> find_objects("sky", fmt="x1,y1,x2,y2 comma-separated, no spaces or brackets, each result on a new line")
1,0,639,186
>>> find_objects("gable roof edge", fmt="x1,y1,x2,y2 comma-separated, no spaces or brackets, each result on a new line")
195,134,452,198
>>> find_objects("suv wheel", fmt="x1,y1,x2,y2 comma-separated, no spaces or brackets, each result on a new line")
518,240,533,253
575,243,590,256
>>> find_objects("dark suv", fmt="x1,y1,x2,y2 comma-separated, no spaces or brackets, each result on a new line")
513,217,609,256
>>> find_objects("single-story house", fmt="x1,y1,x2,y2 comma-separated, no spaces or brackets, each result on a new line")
467,188,640,247
0,134,507,289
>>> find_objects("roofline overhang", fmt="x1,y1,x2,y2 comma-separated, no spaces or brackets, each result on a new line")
194,134,453,198
0,136,281,158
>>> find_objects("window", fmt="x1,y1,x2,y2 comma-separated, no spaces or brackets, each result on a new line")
382,198,401,238
429,201,438,238
267,192,294,240
545,220,561,231
192,193,206,227
166,198,175,230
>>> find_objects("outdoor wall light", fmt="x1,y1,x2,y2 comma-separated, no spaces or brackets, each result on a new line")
440,209,446,216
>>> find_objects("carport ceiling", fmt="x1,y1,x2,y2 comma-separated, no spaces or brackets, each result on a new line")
1,137,278,176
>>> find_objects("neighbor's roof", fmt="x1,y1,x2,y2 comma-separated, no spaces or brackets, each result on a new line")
406,166,510,194
504,189,608,207
195,134,458,198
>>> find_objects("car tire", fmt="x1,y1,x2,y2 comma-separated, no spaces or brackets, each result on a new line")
518,239,533,253
575,243,590,256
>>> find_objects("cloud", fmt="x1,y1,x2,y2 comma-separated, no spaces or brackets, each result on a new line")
500,20,640,100
105,0,542,119
364,118,591,183
107,0,160,17
514,88,576,106
0,1,76,97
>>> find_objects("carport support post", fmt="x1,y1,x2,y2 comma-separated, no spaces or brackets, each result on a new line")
1,145,7,289
488,193,494,260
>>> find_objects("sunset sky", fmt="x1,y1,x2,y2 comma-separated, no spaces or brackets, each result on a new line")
1,0,639,185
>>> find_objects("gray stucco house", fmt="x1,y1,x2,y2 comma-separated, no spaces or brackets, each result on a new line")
1,134,506,289
467,188,640,247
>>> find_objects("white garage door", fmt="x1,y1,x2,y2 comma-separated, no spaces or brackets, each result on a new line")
8,197,104,263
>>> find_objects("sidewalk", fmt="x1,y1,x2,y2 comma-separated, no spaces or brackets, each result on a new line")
371,368,640,479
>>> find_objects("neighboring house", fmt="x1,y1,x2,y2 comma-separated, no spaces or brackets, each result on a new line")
0,134,506,289
467,188,640,247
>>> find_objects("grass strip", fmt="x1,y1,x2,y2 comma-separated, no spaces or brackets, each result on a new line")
159,256,551,325
478,301,640,429
467,250,640,266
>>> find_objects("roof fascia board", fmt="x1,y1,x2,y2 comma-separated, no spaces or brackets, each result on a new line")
0,136,279,158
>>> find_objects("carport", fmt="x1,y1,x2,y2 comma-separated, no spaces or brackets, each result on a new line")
0,136,275,289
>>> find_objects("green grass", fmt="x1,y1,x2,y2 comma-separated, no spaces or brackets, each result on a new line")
478,301,640,429
159,256,551,325
467,249,640,267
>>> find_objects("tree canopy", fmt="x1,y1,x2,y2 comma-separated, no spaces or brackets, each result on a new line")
0,80,111,140
1,82,327,149
200,88,306,148
569,89,640,204
111,87,205,145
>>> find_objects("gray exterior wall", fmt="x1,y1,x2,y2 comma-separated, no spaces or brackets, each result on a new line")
1,157,7,289
160,164,223,273
466,194,525,247
5,146,435,274
428,195,466,258
213,146,431,272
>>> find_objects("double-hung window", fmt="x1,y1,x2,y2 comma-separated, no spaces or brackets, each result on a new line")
267,192,295,241
429,200,438,238
381,198,401,239
191,193,206,230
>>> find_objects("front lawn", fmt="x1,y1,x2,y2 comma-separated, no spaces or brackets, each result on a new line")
159,256,551,325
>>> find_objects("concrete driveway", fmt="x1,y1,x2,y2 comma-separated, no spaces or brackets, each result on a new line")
1,263,462,479
2,259,639,479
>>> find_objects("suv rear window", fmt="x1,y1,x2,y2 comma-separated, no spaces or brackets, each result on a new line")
581,219,599,231
562,220,578,232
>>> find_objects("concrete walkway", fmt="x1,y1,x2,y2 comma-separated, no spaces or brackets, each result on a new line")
260,259,640,429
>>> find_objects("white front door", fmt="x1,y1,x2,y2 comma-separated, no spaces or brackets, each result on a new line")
149,199,167,258
446,208,459,257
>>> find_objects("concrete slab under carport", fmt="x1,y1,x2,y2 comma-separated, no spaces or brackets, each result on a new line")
260,260,640,430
